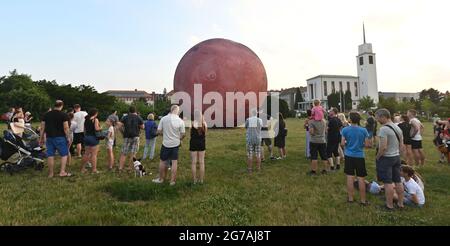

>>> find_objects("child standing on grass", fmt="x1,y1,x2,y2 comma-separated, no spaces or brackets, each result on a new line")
105,119,115,170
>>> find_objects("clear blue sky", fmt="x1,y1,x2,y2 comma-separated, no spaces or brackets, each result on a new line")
1,0,449,93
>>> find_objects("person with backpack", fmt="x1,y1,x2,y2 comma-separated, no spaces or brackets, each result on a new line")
375,108,405,211
118,106,144,171
143,113,158,161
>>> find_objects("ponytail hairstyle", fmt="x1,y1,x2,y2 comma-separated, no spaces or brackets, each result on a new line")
86,108,99,121
193,110,206,136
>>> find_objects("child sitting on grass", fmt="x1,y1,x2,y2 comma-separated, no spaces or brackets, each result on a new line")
400,165,425,208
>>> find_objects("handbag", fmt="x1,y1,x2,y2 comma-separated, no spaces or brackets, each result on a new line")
95,130,108,140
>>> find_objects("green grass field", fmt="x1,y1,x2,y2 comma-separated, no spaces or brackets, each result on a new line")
0,119,449,225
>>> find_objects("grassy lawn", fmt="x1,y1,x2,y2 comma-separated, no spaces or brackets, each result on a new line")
0,119,449,225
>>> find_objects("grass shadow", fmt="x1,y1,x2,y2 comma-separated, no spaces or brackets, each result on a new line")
103,180,202,202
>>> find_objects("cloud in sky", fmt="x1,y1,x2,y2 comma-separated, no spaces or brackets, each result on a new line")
0,0,448,93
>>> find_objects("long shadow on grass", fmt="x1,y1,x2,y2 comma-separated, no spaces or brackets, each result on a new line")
102,180,202,202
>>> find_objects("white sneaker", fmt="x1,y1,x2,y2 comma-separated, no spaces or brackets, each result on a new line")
86,162,92,168
152,178,163,184
170,181,176,186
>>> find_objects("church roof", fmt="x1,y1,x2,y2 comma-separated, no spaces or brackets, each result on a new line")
306,75,359,81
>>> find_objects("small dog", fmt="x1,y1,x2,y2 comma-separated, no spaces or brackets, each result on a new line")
133,158,146,177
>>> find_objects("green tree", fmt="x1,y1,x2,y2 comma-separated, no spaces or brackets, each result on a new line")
378,96,398,114
397,101,415,114
421,99,435,120
294,87,304,110
359,96,375,111
327,92,339,109
262,95,290,118
420,88,442,104
344,90,352,111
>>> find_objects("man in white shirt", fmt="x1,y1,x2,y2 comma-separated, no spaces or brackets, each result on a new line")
72,104,88,158
153,105,186,186
408,109,425,166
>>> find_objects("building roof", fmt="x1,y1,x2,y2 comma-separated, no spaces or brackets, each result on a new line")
106,90,153,98
306,74,359,81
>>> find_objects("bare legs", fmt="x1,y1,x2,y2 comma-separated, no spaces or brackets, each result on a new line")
385,183,404,208
412,149,425,166
81,146,99,173
107,147,114,169
191,151,206,183
346,176,367,203
158,160,178,184
47,156,68,178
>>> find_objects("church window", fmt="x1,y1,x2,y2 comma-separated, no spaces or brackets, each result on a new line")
346,81,350,92
323,81,328,96
339,81,343,92
359,56,364,65
369,56,373,64
309,84,314,99
331,81,335,93
354,82,358,97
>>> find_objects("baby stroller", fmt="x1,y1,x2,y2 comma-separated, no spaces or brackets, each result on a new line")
0,128,46,175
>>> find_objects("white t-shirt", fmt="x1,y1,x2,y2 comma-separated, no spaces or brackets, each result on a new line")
73,111,88,133
107,126,115,145
410,118,423,141
403,178,425,205
158,114,186,148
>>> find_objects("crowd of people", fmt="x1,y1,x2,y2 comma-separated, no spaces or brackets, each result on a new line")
3,98,450,210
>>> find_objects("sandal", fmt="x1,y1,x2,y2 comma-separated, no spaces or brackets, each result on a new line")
59,173,73,178
360,201,370,206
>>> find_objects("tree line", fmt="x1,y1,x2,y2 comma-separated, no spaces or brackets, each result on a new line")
0,70,171,121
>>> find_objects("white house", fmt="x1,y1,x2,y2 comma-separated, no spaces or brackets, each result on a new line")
301,25,379,111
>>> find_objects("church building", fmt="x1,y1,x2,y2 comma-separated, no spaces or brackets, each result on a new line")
301,25,379,111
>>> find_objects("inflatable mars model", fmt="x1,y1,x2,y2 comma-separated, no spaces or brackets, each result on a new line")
174,38,268,127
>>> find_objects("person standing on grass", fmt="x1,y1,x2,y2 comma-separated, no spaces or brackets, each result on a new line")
105,118,115,170
304,109,312,159
398,115,414,165
408,109,426,166
39,100,72,178
327,107,343,171
337,113,349,163
190,110,207,184
118,106,144,171
366,111,377,148
308,118,329,175
245,108,263,173
274,112,287,159
260,113,274,162
341,112,370,206
73,104,88,158
153,105,185,185
375,108,404,211
80,108,101,174
143,113,158,161
107,110,120,147
67,112,77,166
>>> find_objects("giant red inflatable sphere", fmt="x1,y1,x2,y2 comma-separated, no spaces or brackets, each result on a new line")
174,38,268,127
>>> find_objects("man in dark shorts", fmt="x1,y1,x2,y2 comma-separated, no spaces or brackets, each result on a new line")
153,105,186,186
39,100,72,178
308,119,329,175
375,108,404,211
341,112,370,205
327,107,343,170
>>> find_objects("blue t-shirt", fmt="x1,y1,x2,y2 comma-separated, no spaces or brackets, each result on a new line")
341,125,369,158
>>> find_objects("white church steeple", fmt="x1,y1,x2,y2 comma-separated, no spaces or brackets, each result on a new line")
357,23,379,104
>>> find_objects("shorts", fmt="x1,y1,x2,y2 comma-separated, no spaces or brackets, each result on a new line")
160,145,179,162
326,140,340,158
261,138,272,146
84,135,99,147
247,143,261,159
310,142,327,161
376,155,401,184
106,139,114,149
46,137,69,157
411,140,423,150
344,156,367,177
73,132,84,145
121,137,140,155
